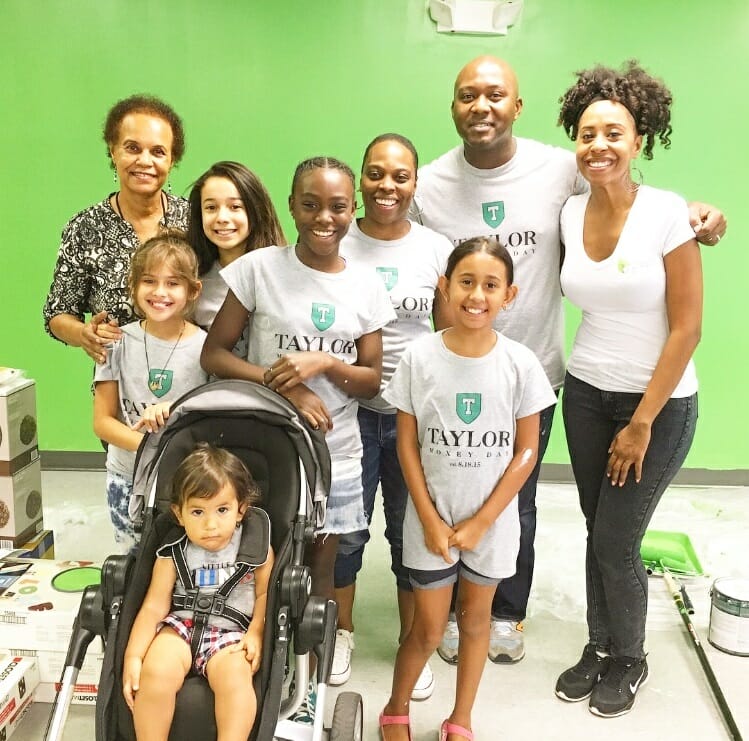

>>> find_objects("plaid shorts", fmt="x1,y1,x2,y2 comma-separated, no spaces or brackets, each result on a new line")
158,614,244,677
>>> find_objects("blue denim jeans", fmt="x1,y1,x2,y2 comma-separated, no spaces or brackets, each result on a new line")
562,373,697,659
334,407,411,591
490,400,557,620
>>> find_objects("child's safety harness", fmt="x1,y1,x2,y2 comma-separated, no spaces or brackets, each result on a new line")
159,506,271,658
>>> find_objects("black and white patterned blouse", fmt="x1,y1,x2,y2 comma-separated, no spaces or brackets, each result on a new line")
43,193,190,339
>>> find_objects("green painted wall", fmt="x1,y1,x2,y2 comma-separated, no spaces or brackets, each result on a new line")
1,1,746,467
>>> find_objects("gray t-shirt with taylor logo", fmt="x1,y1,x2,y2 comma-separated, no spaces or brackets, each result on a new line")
94,321,208,480
414,139,587,389
383,331,556,578
340,220,453,413
222,245,396,458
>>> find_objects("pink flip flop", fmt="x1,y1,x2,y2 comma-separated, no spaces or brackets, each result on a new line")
440,719,474,741
379,711,412,741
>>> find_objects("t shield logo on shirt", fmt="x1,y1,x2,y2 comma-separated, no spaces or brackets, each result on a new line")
456,393,482,423
482,201,505,229
311,303,336,331
148,369,173,397
376,267,399,291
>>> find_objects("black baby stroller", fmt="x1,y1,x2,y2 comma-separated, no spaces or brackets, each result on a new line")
44,379,364,741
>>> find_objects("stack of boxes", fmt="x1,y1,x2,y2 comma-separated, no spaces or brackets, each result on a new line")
0,377,51,555
0,653,39,738
0,375,98,735
0,558,105,712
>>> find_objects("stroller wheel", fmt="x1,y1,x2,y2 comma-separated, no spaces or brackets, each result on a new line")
329,691,363,741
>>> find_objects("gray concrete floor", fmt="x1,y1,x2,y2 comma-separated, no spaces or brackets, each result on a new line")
14,471,749,740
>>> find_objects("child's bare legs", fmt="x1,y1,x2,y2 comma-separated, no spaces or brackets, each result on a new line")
397,587,415,641
133,629,191,741
448,579,496,738
381,584,452,741
337,583,413,642
334,581,356,631
206,646,257,741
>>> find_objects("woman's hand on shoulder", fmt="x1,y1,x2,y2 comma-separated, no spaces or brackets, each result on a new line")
94,313,123,344
265,352,332,393
607,420,651,486
280,383,333,432
688,201,726,246
80,310,117,363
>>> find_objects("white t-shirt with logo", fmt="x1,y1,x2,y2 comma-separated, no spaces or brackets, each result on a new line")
222,245,396,457
383,330,556,578
340,220,453,413
414,139,586,389
561,185,698,396
94,322,208,480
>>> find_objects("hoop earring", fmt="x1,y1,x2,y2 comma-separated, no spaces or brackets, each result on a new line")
628,166,643,193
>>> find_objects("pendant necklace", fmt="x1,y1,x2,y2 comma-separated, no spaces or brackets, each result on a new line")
144,320,185,396
114,191,168,228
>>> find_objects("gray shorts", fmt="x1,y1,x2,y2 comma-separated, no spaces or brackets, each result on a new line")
408,561,500,590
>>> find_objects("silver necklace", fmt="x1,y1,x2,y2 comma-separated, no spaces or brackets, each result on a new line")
144,320,185,396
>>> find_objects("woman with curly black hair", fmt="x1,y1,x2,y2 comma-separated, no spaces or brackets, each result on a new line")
554,61,701,718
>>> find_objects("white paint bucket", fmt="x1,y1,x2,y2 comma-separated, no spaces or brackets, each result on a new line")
708,577,749,656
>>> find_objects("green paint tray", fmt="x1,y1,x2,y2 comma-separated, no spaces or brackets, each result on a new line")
51,566,102,592
640,530,704,576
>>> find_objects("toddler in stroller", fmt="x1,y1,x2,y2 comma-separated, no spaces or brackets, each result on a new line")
123,442,274,741
45,380,364,741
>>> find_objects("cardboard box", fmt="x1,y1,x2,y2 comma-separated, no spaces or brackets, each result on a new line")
0,380,38,464
35,681,97,705
0,529,54,560
0,692,34,739
0,559,104,654
0,460,44,539
6,648,102,685
0,654,39,738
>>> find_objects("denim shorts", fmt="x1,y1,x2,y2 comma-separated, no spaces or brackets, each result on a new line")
318,456,367,536
105,469,138,555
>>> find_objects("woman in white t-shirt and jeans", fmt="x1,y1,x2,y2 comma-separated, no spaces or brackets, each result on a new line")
555,61,701,719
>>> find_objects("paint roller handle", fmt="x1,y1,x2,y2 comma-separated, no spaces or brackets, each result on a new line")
680,584,695,615
664,571,745,741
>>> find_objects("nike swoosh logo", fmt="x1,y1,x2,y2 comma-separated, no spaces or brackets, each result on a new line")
629,669,645,694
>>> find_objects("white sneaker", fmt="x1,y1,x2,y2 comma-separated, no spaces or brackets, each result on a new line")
330,629,354,685
411,661,435,701
488,619,525,663
437,615,459,665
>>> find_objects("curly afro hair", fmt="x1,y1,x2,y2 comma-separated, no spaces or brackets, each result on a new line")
558,60,672,160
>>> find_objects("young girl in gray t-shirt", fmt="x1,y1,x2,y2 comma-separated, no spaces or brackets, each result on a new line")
94,230,207,552
380,237,555,741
